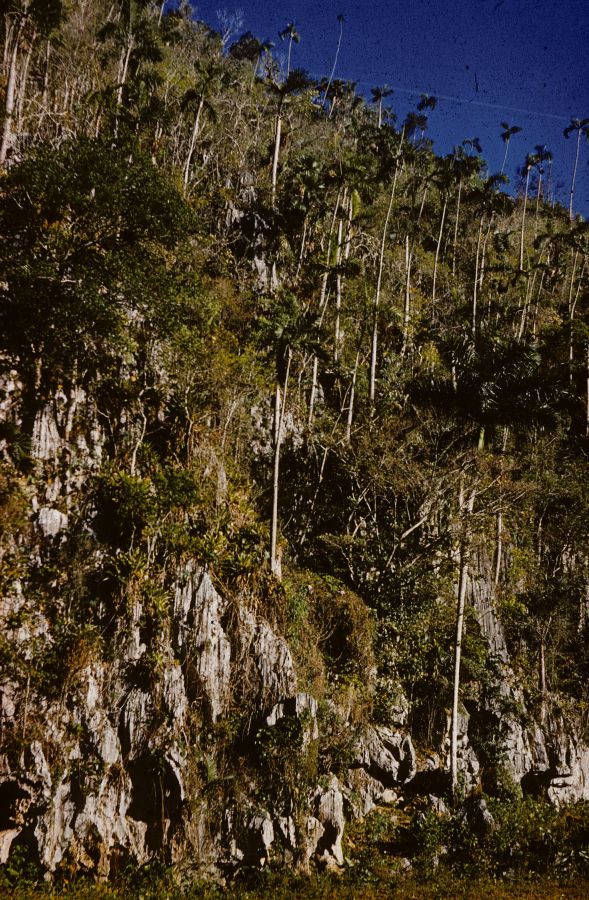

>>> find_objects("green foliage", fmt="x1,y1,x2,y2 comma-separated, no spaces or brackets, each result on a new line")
0,135,194,394
408,797,589,881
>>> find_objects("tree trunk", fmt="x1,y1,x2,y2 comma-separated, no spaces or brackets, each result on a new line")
0,20,23,166
451,544,470,796
472,215,484,335
585,340,589,438
520,168,530,271
569,128,582,220
452,179,462,277
494,509,503,587
183,95,204,188
369,160,400,403
450,485,475,797
35,38,51,137
568,249,580,385
308,191,342,425
345,351,360,444
500,139,509,175
270,349,292,579
432,196,447,313
334,208,345,361
15,28,35,135
401,233,412,356
538,628,549,725
271,106,283,203
116,35,133,109
534,172,543,237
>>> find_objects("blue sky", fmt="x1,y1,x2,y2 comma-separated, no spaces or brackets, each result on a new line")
187,0,589,215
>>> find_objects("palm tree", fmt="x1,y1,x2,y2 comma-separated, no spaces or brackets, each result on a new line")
451,480,475,796
269,68,312,203
564,117,589,220
370,85,393,129
404,111,428,145
519,149,548,270
417,93,437,113
462,136,482,156
254,38,274,83
369,131,405,403
532,144,553,231
499,121,522,174
431,154,457,310
519,151,536,270
451,148,481,276
472,174,508,334
279,21,300,76
267,306,319,578
181,61,224,189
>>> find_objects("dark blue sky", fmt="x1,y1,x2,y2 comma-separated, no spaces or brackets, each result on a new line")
189,0,589,215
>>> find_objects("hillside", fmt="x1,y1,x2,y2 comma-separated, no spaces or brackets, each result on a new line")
1,1,589,891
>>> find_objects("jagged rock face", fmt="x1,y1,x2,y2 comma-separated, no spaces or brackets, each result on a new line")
1,565,419,879
0,568,305,876
440,549,589,805
467,546,508,660
173,566,232,722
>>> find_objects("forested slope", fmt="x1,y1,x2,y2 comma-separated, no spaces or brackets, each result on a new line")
1,0,589,887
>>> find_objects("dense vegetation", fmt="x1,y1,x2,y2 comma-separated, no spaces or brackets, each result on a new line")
1,0,589,890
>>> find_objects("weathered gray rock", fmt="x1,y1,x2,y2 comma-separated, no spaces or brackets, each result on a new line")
344,768,397,817
457,796,495,837
0,829,20,864
243,812,274,866
467,546,509,660
0,559,335,878
32,403,61,461
265,693,318,744
36,506,68,538
354,725,416,787
442,709,480,789
315,776,345,868
238,606,297,705
173,566,231,721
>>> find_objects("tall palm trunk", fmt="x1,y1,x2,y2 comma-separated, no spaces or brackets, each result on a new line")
401,234,412,356
432,196,447,312
519,167,531,271
270,348,292,579
534,171,544,236
567,250,581,384
308,191,341,425
569,127,583,220
183,95,204,188
15,28,35,134
585,341,589,439
271,98,284,203
500,138,510,175
322,14,343,115
369,160,400,403
450,483,475,796
472,214,484,335
452,178,462,277
0,18,25,166
345,351,360,444
334,213,344,361
334,191,353,361
116,33,134,109
401,184,427,357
